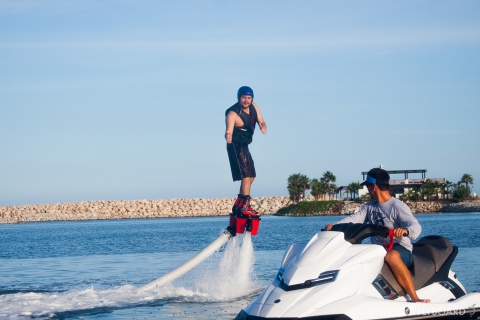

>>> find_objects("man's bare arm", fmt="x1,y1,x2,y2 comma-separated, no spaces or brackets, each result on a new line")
252,102,267,134
225,111,236,143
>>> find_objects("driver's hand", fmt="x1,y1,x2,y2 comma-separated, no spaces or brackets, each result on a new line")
325,224,333,231
393,228,408,238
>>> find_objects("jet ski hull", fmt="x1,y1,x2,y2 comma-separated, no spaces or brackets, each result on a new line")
237,225,480,320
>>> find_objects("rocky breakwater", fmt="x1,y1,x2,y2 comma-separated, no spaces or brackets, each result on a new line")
440,200,480,213
340,200,480,215
339,201,364,215
405,200,480,213
405,201,447,213
0,196,291,224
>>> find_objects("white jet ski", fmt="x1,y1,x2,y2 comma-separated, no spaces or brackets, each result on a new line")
236,223,480,320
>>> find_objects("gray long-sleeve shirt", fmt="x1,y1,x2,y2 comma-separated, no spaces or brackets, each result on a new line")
334,197,421,252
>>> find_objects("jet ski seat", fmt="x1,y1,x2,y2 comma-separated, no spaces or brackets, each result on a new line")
379,235,457,298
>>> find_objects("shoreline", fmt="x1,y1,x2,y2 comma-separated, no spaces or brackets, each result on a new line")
0,196,290,224
339,199,480,215
1,197,479,225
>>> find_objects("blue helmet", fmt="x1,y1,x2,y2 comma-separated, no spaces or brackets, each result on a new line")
237,86,254,100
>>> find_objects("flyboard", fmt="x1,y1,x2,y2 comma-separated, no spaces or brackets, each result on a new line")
139,211,261,291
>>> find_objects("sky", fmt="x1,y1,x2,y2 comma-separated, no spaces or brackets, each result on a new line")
1,1,479,206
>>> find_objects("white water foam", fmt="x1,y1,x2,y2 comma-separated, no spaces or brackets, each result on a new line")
0,284,201,318
192,232,259,300
0,232,259,318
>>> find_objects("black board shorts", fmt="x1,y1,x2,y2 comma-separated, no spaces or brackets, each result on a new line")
227,143,256,182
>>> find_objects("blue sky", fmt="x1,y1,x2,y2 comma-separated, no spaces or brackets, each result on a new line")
1,1,479,206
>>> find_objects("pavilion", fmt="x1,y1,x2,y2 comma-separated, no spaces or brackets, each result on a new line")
358,168,445,199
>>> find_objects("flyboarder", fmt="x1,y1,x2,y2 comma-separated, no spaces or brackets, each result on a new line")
225,86,267,215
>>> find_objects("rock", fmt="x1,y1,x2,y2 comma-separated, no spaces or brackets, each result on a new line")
3,197,475,224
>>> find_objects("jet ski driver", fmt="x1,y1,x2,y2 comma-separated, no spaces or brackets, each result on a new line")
325,167,430,303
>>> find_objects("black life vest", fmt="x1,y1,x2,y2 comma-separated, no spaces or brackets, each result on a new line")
225,103,258,145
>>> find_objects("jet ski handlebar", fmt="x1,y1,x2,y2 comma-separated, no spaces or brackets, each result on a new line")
324,223,392,245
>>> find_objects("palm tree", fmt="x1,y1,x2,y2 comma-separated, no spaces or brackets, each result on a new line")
311,178,328,201
361,193,371,201
287,173,302,203
310,178,321,201
287,173,310,203
453,182,472,202
420,179,435,201
433,180,442,200
347,182,362,200
442,180,454,199
460,174,474,189
322,171,336,200
403,188,420,202
298,175,311,200
330,183,337,200
335,186,346,199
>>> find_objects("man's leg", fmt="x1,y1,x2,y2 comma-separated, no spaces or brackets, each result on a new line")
385,250,430,302
231,144,257,214
228,143,243,213
236,177,260,215
240,177,255,196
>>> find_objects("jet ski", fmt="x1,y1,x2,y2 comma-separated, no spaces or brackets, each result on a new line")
236,223,480,320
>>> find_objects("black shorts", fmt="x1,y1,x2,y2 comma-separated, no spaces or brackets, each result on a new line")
227,143,256,182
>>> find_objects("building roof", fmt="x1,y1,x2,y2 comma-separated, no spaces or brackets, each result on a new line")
361,169,427,175
361,169,427,180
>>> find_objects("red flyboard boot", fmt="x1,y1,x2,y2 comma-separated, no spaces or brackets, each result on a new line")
239,196,260,217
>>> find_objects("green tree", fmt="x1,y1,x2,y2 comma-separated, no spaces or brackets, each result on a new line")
344,187,351,200
361,193,371,201
310,178,323,201
452,183,471,202
330,183,337,200
311,178,329,200
403,188,421,202
322,171,336,200
287,173,310,203
420,179,435,201
460,174,474,189
442,180,454,199
347,182,362,200
299,175,311,200
287,174,302,203
336,186,346,199
433,180,442,200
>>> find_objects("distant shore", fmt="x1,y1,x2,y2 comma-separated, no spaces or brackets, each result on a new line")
339,199,480,215
1,197,479,224
0,196,290,224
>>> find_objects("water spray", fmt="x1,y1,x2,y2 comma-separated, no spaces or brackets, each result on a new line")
139,212,261,291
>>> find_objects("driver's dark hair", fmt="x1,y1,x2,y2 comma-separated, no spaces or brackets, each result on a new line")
377,184,390,191
366,182,390,191
367,168,390,190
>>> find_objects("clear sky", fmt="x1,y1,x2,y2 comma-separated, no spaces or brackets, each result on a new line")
1,1,479,206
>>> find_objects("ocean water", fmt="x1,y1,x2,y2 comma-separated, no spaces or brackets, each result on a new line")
0,213,479,319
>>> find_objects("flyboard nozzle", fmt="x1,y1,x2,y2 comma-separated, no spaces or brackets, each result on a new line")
228,211,261,236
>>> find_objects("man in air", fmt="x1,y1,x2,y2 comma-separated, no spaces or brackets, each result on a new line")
225,86,267,215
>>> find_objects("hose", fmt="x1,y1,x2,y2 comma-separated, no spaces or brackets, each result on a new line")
139,229,233,291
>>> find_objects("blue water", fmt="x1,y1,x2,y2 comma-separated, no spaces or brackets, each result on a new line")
0,213,479,319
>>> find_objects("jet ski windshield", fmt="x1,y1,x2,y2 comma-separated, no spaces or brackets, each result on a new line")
325,223,389,244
